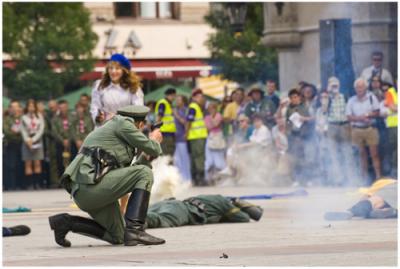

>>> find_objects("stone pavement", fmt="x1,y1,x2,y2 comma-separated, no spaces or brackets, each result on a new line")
2,186,398,266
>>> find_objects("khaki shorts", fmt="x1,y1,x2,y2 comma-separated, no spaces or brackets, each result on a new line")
351,126,379,147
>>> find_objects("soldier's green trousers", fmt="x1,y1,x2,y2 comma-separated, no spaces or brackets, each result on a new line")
188,138,206,182
160,134,176,157
73,164,153,244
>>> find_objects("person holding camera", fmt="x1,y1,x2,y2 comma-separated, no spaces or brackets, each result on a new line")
48,105,165,247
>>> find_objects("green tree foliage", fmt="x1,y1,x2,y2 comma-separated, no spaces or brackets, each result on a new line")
3,3,98,100
205,3,278,84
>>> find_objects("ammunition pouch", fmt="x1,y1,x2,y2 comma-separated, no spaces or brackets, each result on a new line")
80,147,120,184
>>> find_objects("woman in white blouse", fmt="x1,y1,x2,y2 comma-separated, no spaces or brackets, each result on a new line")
249,114,273,146
90,53,144,126
20,99,45,189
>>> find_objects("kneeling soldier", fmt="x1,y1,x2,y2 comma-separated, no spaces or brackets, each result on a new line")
48,105,165,247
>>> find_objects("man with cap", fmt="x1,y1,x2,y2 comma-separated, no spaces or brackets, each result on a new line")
186,89,208,186
155,88,177,156
244,87,277,129
48,105,165,247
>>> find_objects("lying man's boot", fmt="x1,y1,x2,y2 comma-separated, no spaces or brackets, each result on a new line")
124,189,165,246
231,198,264,221
324,211,353,221
3,225,31,237
49,213,107,247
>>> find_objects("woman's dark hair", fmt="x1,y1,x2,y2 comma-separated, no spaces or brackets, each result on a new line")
177,95,189,106
288,88,300,97
24,99,38,117
99,61,142,93
300,83,317,100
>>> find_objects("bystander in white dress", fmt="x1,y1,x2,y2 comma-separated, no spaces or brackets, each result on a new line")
90,80,144,125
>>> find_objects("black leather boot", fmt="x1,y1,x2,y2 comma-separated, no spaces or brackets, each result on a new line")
124,189,165,246
49,213,107,247
231,198,264,221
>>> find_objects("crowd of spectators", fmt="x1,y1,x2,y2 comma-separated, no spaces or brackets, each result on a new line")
3,51,397,190
3,94,93,190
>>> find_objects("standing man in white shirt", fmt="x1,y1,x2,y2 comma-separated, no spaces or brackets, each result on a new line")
90,53,144,126
346,78,382,183
360,51,394,87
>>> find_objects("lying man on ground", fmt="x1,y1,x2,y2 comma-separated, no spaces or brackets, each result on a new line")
324,179,397,220
145,194,263,228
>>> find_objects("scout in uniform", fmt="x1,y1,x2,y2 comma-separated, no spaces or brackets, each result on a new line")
155,88,177,156
146,195,263,228
51,100,74,176
186,89,208,186
48,105,165,247
72,102,94,150
3,100,24,190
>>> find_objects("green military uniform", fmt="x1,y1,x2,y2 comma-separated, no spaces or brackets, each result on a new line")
71,113,94,143
51,113,75,176
3,114,23,190
146,195,263,228
49,105,165,248
42,110,58,188
65,115,161,243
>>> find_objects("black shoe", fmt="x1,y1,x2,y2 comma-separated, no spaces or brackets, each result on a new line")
49,213,107,247
7,225,31,236
231,198,264,221
124,221,165,246
124,189,166,246
49,213,72,247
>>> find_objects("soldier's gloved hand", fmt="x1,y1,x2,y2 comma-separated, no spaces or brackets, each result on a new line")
149,129,163,143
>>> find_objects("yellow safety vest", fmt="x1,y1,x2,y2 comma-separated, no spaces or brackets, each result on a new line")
386,87,398,128
187,102,208,140
155,98,176,133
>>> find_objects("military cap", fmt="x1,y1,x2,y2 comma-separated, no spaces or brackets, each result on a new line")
117,105,149,120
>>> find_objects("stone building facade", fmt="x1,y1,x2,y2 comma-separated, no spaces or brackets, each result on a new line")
262,2,397,94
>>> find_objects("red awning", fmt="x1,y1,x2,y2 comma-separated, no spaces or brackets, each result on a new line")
3,59,212,80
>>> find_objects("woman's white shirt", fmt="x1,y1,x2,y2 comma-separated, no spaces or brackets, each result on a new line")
249,124,272,146
90,80,144,122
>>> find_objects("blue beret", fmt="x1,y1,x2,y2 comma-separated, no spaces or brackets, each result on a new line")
109,53,131,70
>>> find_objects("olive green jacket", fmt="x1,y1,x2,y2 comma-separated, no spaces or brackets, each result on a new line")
71,114,94,141
51,114,74,144
64,115,162,185
3,115,22,145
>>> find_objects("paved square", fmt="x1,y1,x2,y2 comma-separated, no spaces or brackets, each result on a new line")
3,186,397,266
